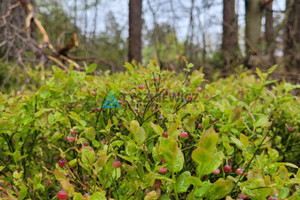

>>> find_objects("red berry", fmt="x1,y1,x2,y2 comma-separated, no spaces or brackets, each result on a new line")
162,132,168,138
238,90,244,93
96,107,101,112
152,179,162,189
40,136,45,141
67,136,75,142
197,87,202,92
154,108,159,112
268,197,278,200
46,180,51,185
198,123,203,129
73,130,79,134
83,193,89,198
113,161,121,168
187,95,193,101
223,165,231,173
213,169,220,175
287,126,294,132
91,107,96,112
153,77,159,82
58,159,65,168
236,168,244,175
204,95,210,99
186,82,191,87
179,132,188,138
238,194,248,199
162,158,166,164
165,89,169,95
138,84,145,89
117,122,123,127
158,167,167,174
77,103,82,108
83,141,89,146
57,190,68,200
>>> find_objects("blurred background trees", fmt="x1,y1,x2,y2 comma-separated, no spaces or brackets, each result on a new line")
0,0,299,80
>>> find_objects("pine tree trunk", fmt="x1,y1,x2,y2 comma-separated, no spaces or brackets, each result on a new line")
295,0,300,72
128,0,142,63
222,0,239,63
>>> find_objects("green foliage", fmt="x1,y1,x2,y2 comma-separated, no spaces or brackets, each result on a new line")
0,62,299,199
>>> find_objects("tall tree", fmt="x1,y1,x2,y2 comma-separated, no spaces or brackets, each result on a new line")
265,0,275,65
284,0,300,72
222,0,239,64
128,0,142,63
245,0,264,59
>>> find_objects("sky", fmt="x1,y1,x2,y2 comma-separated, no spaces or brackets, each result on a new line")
60,0,286,49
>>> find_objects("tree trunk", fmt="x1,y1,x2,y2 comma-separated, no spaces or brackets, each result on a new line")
284,0,297,72
128,0,142,63
245,0,264,59
295,0,300,72
222,0,239,62
265,0,275,65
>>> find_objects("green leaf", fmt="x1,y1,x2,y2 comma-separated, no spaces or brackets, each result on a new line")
150,122,164,135
198,128,218,154
53,169,66,181
90,192,106,200
194,181,211,198
240,133,249,149
176,171,191,193
81,148,95,170
94,150,108,173
230,137,245,151
0,166,5,172
254,116,269,127
124,62,134,72
160,138,184,172
69,111,86,126
278,187,289,199
267,65,277,74
85,127,96,140
73,193,84,200
185,176,203,187
205,179,234,200
18,183,28,200
192,148,213,165
86,63,97,73
231,105,242,122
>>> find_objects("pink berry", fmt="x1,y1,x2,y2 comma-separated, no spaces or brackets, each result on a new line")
77,103,82,108
58,159,65,168
179,132,188,138
187,95,193,101
186,82,191,87
204,95,210,99
113,161,121,168
162,132,168,138
138,84,145,89
91,90,96,96
67,136,75,142
213,169,220,175
236,168,244,175
198,124,203,129
287,126,294,132
91,107,96,112
153,77,159,82
154,108,159,112
238,90,244,93
57,190,68,200
73,130,79,134
158,167,167,174
238,194,248,199
96,107,101,112
197,87,202,92
152,179,162,189
223,165,231,173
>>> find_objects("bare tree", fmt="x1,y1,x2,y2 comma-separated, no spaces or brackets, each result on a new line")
222,0,239,65
128,0,142,63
